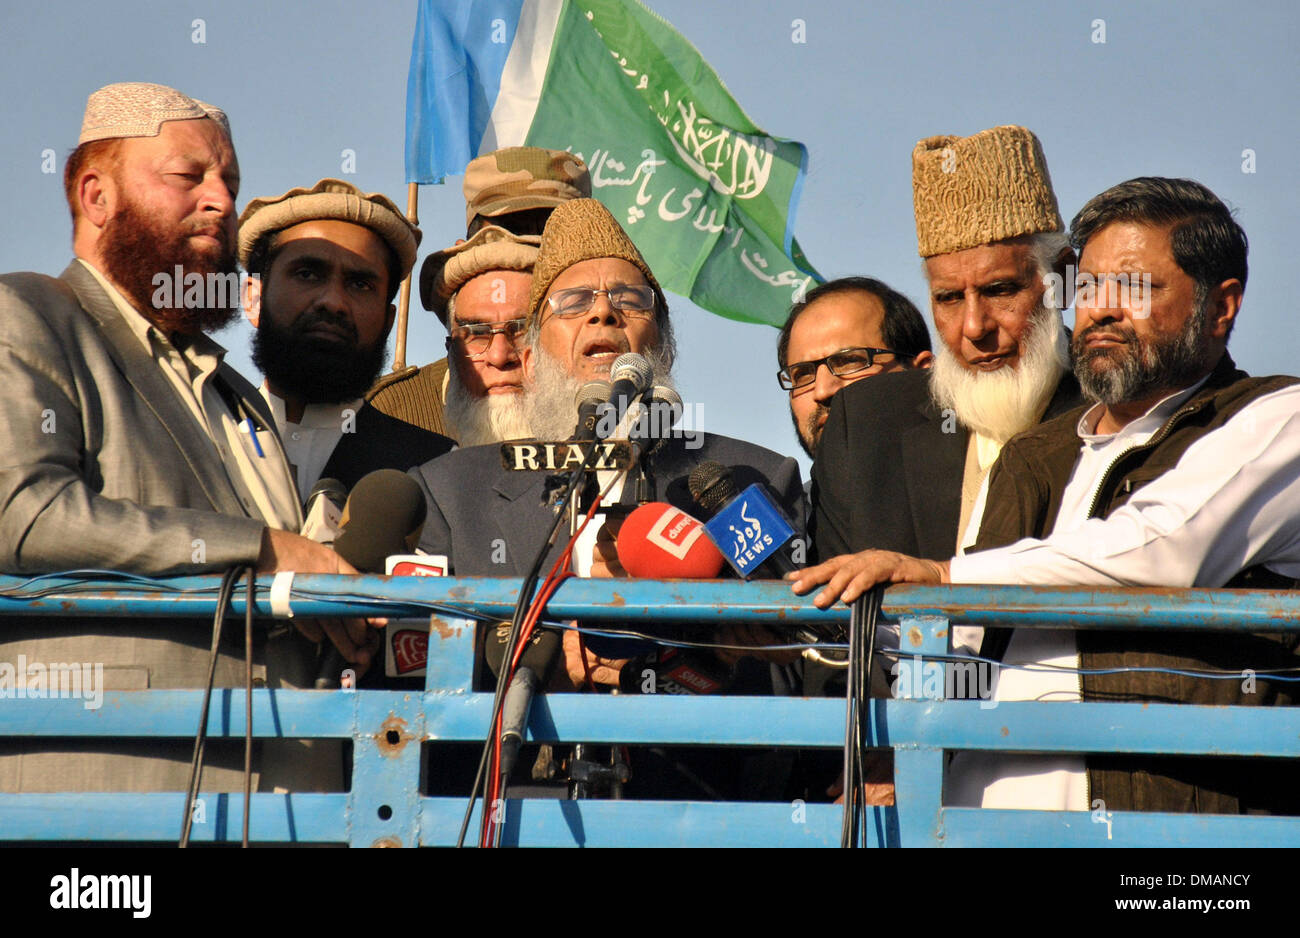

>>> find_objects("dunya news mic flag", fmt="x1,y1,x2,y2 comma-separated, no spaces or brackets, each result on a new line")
405,0,822,327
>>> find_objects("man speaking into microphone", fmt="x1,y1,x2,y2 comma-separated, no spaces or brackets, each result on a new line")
409,199,803,682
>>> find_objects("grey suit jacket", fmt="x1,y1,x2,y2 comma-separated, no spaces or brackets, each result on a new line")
0,263,336,794
410,432,804,576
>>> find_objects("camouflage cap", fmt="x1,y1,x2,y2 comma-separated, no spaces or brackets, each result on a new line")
463,147,591,229
912,125,1062,258
79,81,229,144
237,178,421,279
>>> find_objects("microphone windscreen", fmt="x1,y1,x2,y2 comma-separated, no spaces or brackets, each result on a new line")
687,461,739,518
484,624,562,681
616,502,725,579
334,469,428,572
575,380,612,410
609,353,653,393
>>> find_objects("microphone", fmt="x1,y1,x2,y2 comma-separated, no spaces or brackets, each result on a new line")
582,502,724,662
690,462,836,649
333,470,428,573
688,461,797,578
573,380,612,442
317,470,428,688
300,477,346,544
483,624,562,779
607,353,653,427
615,502,725,578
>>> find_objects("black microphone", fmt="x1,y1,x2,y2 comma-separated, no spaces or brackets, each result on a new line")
316,470,428,688
333,470,428,573
573,380,612,441
301,477,346,544
688,461,797,578
483,624,562,778
607,353,653,429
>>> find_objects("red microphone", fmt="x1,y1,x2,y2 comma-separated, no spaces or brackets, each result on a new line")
615,502,725,579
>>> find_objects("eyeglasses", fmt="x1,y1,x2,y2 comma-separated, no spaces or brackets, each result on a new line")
777,347,899,391
544,284,657,319
447,318,527,356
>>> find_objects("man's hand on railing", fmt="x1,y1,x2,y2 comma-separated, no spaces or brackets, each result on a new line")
790,550,950,608
256,527,387,674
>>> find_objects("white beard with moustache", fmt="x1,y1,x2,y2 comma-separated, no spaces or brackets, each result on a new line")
444,362,533,446
524,344,677,441
928,306,1070,443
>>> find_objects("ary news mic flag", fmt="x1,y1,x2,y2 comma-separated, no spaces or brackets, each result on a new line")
405,0,822,327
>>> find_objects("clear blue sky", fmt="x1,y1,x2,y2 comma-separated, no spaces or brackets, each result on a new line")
2,0,1295,477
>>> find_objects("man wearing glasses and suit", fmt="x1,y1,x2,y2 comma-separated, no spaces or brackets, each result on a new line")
776,276,934,461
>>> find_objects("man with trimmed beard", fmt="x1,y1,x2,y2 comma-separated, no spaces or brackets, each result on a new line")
796,177,1300,815
777,276,933,461
0,83,372,793
238,178,453,492
814,126,1083,566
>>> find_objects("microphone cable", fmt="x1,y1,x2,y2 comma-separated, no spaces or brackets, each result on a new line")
481,466,627,846
180,565,245,847
456,440,618,847
242,567,255,848
841,584,883,849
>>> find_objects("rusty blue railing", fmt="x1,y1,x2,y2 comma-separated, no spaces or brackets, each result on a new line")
0,574,1296,846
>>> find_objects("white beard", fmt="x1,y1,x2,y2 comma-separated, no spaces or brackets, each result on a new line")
444,363,532,446
524,345,678,441
928,307,1069,443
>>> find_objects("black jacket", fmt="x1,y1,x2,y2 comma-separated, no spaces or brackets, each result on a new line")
813,368,1081,562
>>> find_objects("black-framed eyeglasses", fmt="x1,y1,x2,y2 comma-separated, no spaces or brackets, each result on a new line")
446,318,527,357
544,284,657,319
777,346,899,391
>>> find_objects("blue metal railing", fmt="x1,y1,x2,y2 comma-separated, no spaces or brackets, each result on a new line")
0,575,1296,846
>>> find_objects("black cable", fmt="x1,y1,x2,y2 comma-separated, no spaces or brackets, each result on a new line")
242,567,254,848
840,593,861,848
456,444,606,847
841,586,883,848
180,566,242,847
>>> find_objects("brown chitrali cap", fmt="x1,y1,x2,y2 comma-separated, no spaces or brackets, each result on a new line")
79,82,230,144
463,147,591,229
912,125,1063,257
527,198,666,323
418,225,541,325
237,178,422,278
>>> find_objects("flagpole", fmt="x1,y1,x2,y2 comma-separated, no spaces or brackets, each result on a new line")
393,181,420,372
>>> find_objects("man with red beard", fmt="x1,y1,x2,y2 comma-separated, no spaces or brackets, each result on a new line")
0,83,372,793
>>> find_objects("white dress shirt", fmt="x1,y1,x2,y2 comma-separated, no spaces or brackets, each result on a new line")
261,388,365,496
945,378,1300,809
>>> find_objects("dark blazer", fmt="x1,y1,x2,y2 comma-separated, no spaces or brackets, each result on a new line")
320,403,454,491
411,432,803,575
812,368,1083,562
